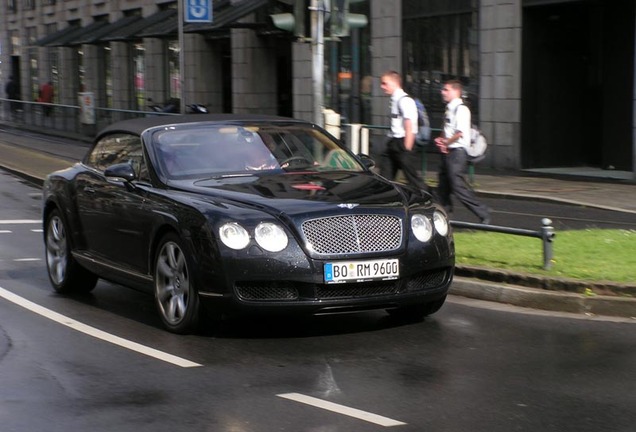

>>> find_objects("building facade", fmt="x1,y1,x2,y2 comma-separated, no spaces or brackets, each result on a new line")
1,0,635,177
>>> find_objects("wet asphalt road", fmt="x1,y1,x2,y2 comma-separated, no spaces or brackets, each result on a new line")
1,166,635,431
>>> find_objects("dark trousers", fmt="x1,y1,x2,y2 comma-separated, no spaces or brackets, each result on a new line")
380,138,429,192
437,148,489,221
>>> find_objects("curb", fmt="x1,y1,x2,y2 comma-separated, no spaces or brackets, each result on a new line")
455,265,636,297
451,277,636,318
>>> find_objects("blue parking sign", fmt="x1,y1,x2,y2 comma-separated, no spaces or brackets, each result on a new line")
185,0,213,23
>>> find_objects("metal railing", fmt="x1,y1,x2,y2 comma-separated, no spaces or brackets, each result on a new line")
451,218,556,270
0,99,165,136
1,100,555,270
342,122,478,182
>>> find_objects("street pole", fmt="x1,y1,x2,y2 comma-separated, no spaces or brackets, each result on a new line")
311,0,324,127
178,0,186,114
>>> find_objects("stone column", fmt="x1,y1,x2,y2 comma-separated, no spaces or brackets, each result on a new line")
231,27,277,115
144,38,168,108
292,41,313,121
479,0,522,169
183,33,222,112
109,42,132,122
370,0,402,129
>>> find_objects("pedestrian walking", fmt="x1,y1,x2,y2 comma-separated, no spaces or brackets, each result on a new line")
38,81,54,116
379,70,429,192
5,76,19,115
434,79,491,224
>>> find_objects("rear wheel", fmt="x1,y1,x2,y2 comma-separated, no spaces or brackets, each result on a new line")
45,209,98,294
154,233,200,334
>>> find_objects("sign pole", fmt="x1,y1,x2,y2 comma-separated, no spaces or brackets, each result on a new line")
178,0,186,114
311,0,325,127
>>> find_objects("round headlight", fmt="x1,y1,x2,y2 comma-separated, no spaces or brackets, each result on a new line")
411,214,433,243
433,210,449,236
255,222,288,252
219,222,250,250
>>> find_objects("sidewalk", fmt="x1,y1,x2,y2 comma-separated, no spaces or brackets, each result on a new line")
0,126,634,319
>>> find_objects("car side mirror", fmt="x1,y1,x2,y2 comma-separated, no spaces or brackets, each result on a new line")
357,153,376,169
105,163,137,182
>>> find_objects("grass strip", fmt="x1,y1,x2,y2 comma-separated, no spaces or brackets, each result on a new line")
453,229,636,284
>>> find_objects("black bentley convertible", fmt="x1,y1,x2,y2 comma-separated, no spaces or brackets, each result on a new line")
43,114,454,333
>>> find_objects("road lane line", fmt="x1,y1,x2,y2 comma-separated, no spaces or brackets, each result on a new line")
13,258,41,262
0,219,40,224
0,230,12,233
0,286,202,368
277,393,407,427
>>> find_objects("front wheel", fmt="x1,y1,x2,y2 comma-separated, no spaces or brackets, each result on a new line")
154,233,200,334
44,209,97,294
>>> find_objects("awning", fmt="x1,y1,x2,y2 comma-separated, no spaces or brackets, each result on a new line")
136,9,179,38
100,9,177,42
34,0,269,47
36,24,81,47
185,0,269,35
136,0,268,39
45,20,110,47
76,15,143,45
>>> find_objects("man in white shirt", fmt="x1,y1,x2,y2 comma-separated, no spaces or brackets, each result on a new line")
434,80,491,224
379,70,429,192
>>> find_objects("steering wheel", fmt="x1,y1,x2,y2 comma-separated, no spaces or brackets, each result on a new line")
279,156,312,169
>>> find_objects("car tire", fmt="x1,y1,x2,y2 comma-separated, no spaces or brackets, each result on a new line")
45,209,98,294
153,232,200,334
387,296,447,322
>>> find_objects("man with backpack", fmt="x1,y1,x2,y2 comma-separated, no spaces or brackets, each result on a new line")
434,79,491,224
379,70,430,192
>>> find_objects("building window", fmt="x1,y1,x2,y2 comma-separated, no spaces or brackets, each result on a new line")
44,23,57,36
323,0,371,124
402,0,479,123
8,0,16,12
42,0,56,5
167,39,180,101
26,26,38,46
29,48,38,100
49,50,59,102
132,43,145,110
104,46,112,108
9,30,20,55
24,0,35,10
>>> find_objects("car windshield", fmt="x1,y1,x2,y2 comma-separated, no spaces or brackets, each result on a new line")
150,122,364,180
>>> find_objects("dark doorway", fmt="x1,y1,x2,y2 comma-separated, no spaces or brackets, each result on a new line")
10,56,21,99
521,0,634,170
275,40,292,117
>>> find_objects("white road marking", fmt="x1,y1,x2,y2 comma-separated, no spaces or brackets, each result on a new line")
31,229,43,233
0,286,202,368
0,219,41,224
277,393,407,427
0,230,12,234
13,258,41,262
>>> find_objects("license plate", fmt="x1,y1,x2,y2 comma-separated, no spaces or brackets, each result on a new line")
324,259,399,284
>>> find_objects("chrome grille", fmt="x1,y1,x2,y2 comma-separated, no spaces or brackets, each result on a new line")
302,214,402,255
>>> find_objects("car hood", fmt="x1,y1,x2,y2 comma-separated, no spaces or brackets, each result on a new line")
168,171,430,216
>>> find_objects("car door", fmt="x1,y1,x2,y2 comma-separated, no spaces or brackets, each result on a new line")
77,133,154,274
